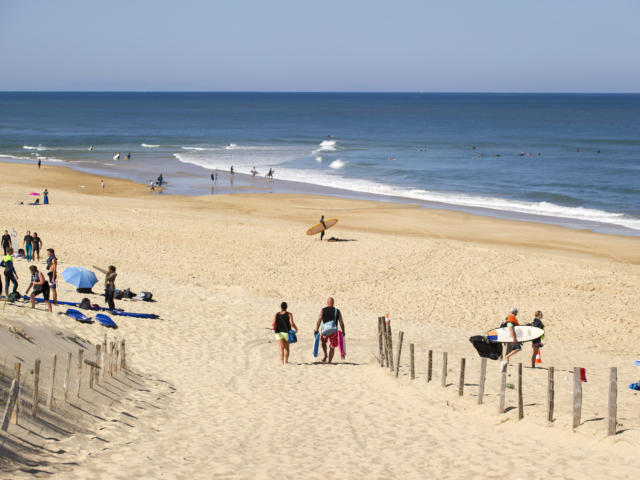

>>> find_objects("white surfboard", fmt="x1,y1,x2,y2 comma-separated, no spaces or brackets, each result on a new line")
486,325,543,343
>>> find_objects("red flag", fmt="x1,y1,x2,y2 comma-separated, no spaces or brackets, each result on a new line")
580,367,587,382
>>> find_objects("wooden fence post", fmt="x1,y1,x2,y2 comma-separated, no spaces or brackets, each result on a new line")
427,350,432,383
608,367,617,436
378,317,384,367
11,362,21,424
441,352,448,387
458,358,466,396
395,331,404,377
498,365,507,414
101,336,107,381
387,326,394,372
121,339,126,369
1,380,18,431
63,352,71,402
477,358,487,404
31,359,41,417
517,363,523,420
572,367,582,429
76,349,84,398
410,344,415,380
47,354,57,410
547,366,554,422
95,344,102,385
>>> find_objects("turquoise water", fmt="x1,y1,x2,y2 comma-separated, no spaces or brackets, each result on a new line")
1,92,639,234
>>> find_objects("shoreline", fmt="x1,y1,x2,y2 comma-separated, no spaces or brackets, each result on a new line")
3,160,639,264
3,154,639,238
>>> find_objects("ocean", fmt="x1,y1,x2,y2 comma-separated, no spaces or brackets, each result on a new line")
1,92,639,235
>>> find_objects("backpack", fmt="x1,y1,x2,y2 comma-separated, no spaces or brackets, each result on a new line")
114,289,124,300
122,288,136,299
79,298,92,310
320,308,339,336
7,292,21,302
140,291,153,302
469,335,503,360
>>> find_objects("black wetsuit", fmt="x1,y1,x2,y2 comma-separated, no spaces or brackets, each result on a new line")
1,234,10,255
31,271,50,301
320,217,327,241
274,312,292,333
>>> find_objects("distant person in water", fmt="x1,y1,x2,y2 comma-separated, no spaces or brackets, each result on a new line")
88,145,93,151
25,265,52,312
272,301,298,365
114,152,121,161
266,168,274,180
210,172,215,184
230,166,234,175
320,215,327,241
126,152,131,160
251,166,258,177
157,173,164,186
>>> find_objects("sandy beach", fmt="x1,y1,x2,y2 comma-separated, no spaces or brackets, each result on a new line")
1,161,639,479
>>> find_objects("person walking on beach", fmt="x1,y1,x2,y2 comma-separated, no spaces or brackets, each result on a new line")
319,215,327,241
530,311,545,368
37,158,41,169
43,189,49,205
32,232,42,261
230,166,234,175
23,230,33,262
314,297,345,363
2,248,18,297
95,265,117,310
210,172,215,184
46,248,58,305
273,301,298,365
500,308,521,370
25,265,52,312
1,230,11,255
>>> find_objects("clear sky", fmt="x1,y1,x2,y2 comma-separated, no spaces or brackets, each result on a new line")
1,0,639,92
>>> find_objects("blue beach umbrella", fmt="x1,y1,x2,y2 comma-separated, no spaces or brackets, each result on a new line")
61,267,98,289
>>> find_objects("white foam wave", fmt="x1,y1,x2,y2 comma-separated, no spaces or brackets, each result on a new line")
315,156,323,163
23,145,48,151
329,159,346,169
225,143,238,150
181,146,206,151
141,143,160,148
313,139,338,153
36,156,65,163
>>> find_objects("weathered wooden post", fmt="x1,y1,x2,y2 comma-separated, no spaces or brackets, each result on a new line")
95,344,102,385
378,317,384,367
31,359,41,417
76,349,84,398
498,365,507,414
572,367,582,429
395,331,404,377
410,344,415,380
608,367,617,436
63,352,72,402
517,363,523,420
477,358,487,404
1,380,18,431
101,336,107,381
427,350,432,383
458,358,465,396
547,366,554,422
121,339,127,369
47,354,57,410
12,362,21,424
441,352,448,387
387,326,394,372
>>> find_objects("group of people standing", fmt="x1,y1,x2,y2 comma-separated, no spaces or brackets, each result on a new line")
2,230,43,261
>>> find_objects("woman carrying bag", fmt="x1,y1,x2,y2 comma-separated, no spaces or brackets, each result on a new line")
273,302,297,365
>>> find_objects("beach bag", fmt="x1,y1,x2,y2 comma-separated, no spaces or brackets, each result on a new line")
469,335,503,360
17,249,25,257
321,308,339,337
139,291,153,302
79,298,92,310
288,330,298,343
114,289,124,300
7,292,20,302
122,288,136,299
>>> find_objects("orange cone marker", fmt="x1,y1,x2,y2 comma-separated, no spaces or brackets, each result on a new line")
536,349,542,364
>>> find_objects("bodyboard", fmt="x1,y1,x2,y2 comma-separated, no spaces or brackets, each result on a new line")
313,333,320,357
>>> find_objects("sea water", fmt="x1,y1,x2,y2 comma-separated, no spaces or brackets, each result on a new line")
0,92,638,234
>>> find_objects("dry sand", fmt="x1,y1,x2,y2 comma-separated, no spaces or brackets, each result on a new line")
0,162,639,479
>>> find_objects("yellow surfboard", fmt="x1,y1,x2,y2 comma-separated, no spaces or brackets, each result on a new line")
306,218,338,236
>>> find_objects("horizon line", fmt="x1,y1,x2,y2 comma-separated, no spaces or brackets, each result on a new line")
1,90,639,95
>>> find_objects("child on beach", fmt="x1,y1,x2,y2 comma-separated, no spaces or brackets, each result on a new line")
273,302,297,365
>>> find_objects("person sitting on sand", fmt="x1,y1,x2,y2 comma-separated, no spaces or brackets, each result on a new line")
46,248,58,305
530,311,544,368
25,265,52,312
500,308,521,370
2,248,18,297
314,297,345,363
272,301,298,365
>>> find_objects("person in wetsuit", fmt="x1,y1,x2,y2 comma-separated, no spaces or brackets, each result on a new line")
272,301,298,365
1,230,11,255
2,248,18,297
23,230,33,261
25,265,52,312
314,297,345,363
32,232,42,261
319,215,327,241
46,248,58,305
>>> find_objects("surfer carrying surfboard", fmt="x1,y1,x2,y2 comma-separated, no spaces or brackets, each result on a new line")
501,308,521,370
319,216,327,241
314,297,345,363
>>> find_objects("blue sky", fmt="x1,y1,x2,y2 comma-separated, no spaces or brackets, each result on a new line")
1,0,638,92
